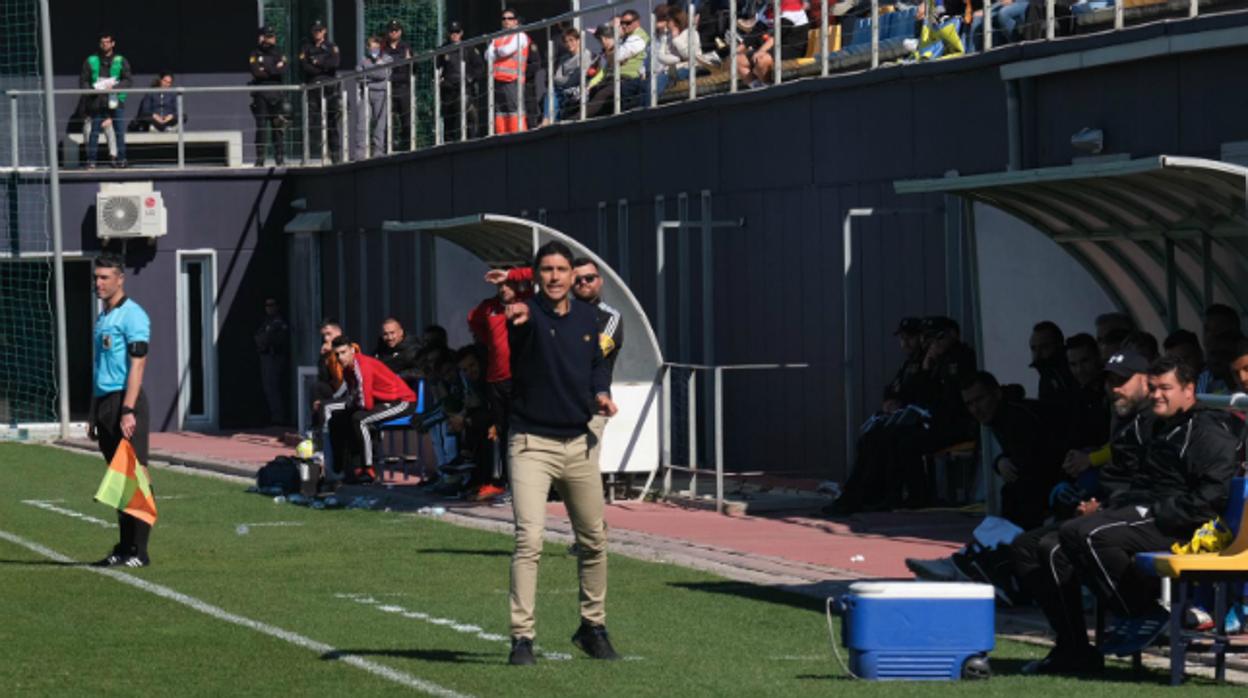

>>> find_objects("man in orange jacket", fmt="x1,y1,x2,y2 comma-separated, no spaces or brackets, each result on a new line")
324,335,417,483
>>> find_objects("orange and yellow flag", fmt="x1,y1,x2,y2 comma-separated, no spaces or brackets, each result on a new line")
94,439,158,526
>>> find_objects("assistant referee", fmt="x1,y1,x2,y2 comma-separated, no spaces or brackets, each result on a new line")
89,253,153,568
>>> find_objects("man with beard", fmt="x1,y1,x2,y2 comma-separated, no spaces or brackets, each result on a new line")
373,317,423,383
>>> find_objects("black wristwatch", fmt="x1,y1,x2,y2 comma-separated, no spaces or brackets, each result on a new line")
120,405,136,416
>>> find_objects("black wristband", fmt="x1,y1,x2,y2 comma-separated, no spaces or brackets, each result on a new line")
120,405,136,416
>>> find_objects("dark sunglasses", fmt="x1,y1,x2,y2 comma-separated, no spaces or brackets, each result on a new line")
574,274,600,285
502,14,517,20
621,18,637,25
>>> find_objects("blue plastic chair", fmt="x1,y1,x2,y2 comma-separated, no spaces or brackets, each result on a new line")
373,379,426,482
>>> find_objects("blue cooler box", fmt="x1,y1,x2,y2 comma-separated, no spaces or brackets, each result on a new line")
840,581,995,680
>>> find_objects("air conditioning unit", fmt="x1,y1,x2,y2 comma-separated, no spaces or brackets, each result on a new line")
97,182,167,242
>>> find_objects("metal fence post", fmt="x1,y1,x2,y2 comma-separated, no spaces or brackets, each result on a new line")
575,0,586,121
301,86,310,165
820,0,829,77
518,33,527,130
649,0,658,106
433,61,443,146
1046,0,1055,40
773,0,782,85
687,370,698,496
340,81,349,162
1114,0,1125,29
613,24,621,115
661,366,673,495
729,0,739,93
688,1,698,100
409,66,417,150
459,48,468,141
984,0,994,50
175,90,185,168
320,87,328,162
385,79,393,155
362,80,372,158
714,366,724,514
1190,0,1198,17
547,27,555,124
487,53,496,136
10,94,20,168
870,0,880,69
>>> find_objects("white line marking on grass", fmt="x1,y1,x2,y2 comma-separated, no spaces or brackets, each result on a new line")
337,593,576,661
238,521,306,527
0,529,472,698
21,500,117,528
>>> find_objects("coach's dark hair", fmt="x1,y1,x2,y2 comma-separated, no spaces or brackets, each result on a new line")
1148,356,1197,386
1064,332,1098,357
330,335,354,348
533,241,575,270
94,253,125,272
959,370,1000,393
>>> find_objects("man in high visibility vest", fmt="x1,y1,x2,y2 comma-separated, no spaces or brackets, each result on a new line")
485,8,530,134
79,32,133,169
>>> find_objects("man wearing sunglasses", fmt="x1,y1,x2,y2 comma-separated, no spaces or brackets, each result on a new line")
585,11,649,116
485,8,531,133
572,259,624,471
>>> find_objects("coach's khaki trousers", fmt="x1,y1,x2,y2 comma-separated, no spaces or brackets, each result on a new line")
509,430,607,639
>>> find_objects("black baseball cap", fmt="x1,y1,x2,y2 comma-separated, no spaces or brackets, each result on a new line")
311,19,327,31
258,24,275,36
448,21,463,33
387,19,403,31
894,317,922,336
1104,349,1150,378
921,316,959,337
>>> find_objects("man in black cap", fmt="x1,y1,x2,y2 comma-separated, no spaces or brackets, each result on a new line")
382,19,413,149
299,20,341,162
437,21,484,142
248,25,289,167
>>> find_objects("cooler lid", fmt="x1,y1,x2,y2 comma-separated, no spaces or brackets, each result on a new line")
848,581,995,599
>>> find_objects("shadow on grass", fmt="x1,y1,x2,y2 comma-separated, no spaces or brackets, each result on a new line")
0,559,87,567
322,648,496,664
980,657,1179,684
667,580,832,613
414,548,512,557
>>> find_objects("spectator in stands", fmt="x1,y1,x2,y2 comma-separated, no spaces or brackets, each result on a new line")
1095,312,1136,360
299,20,341,163
1011,349,1157,675
249,25,289,167
254,298,290,426
1063,332,1110,450
486,8,532,134
438,21,484,141
324,336,418,484
372,317,422,383
551,28,593,121
1232,338,1248,391
653,6,704,98
382,20,413,149
961,370,1068,529
523,26,546,130
80,32,133,169
735,16,775,89
585,11,650,116
1203,303,1242,354
1121,330,1159,362
1017,357,1239,673
1030,320,1074,402
760,0,810,61
133,72,179,132
355,36,393,159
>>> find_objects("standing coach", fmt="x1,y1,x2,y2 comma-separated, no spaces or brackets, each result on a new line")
503,241,620,665
88,253,153,568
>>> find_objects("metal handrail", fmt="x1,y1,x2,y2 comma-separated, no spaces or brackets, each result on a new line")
649,361,809,513
1198,393,1248,410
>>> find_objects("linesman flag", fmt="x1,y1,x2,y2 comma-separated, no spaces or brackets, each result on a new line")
94,439,158,525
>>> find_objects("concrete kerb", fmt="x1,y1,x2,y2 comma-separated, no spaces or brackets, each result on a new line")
46,439,1248,684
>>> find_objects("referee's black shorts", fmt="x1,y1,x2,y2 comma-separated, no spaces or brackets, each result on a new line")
92,390,150,464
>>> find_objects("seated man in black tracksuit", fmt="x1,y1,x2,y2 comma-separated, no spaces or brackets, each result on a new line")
372,317,424,384
961,371,1070,530
1013,355,1239,675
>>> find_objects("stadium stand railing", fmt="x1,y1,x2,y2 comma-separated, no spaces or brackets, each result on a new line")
4,0,1247,171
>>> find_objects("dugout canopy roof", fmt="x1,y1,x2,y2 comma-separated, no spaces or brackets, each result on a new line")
895,155,1248,333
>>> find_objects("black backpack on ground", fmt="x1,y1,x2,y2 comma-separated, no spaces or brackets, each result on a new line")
256,456,302,494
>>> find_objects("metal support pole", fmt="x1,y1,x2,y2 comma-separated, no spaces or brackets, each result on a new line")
841,208,872,472
409,68,416,150
773,0,782,85
39,0,70,438
613,25,621,115
574,0,586,121
984,0,994,51
1190,0,1199,17
340,82,349,162
362,81,372,158
10,94,20,168
820,0,829,77
687,370,698,496
301,87,310,165
176,91,185,168
433,62,443,146
487,53,496,136
688,1,698,99
729,0,739,93
714,366,724,514
518,35,527,130
385,80,392,155
320,88,328,162
1114,0,1124,29
661,366,672,495
656,221,667,351
648,0,658,106
1046,0,1055,39
459,48,468,141
547,27,555,125
870,0,880,69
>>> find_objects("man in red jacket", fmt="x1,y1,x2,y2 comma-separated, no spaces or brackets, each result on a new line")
467,276,530,499
326,335,417,483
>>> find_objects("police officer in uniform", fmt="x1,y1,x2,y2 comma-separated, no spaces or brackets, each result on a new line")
88,253,154,568
382,19,413,150
300,20,341,162
249,25,288,167
437,21,484,142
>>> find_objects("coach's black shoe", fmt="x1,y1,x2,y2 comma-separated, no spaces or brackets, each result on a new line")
508,637,536,666
571,621,620,660
90,552,125,567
